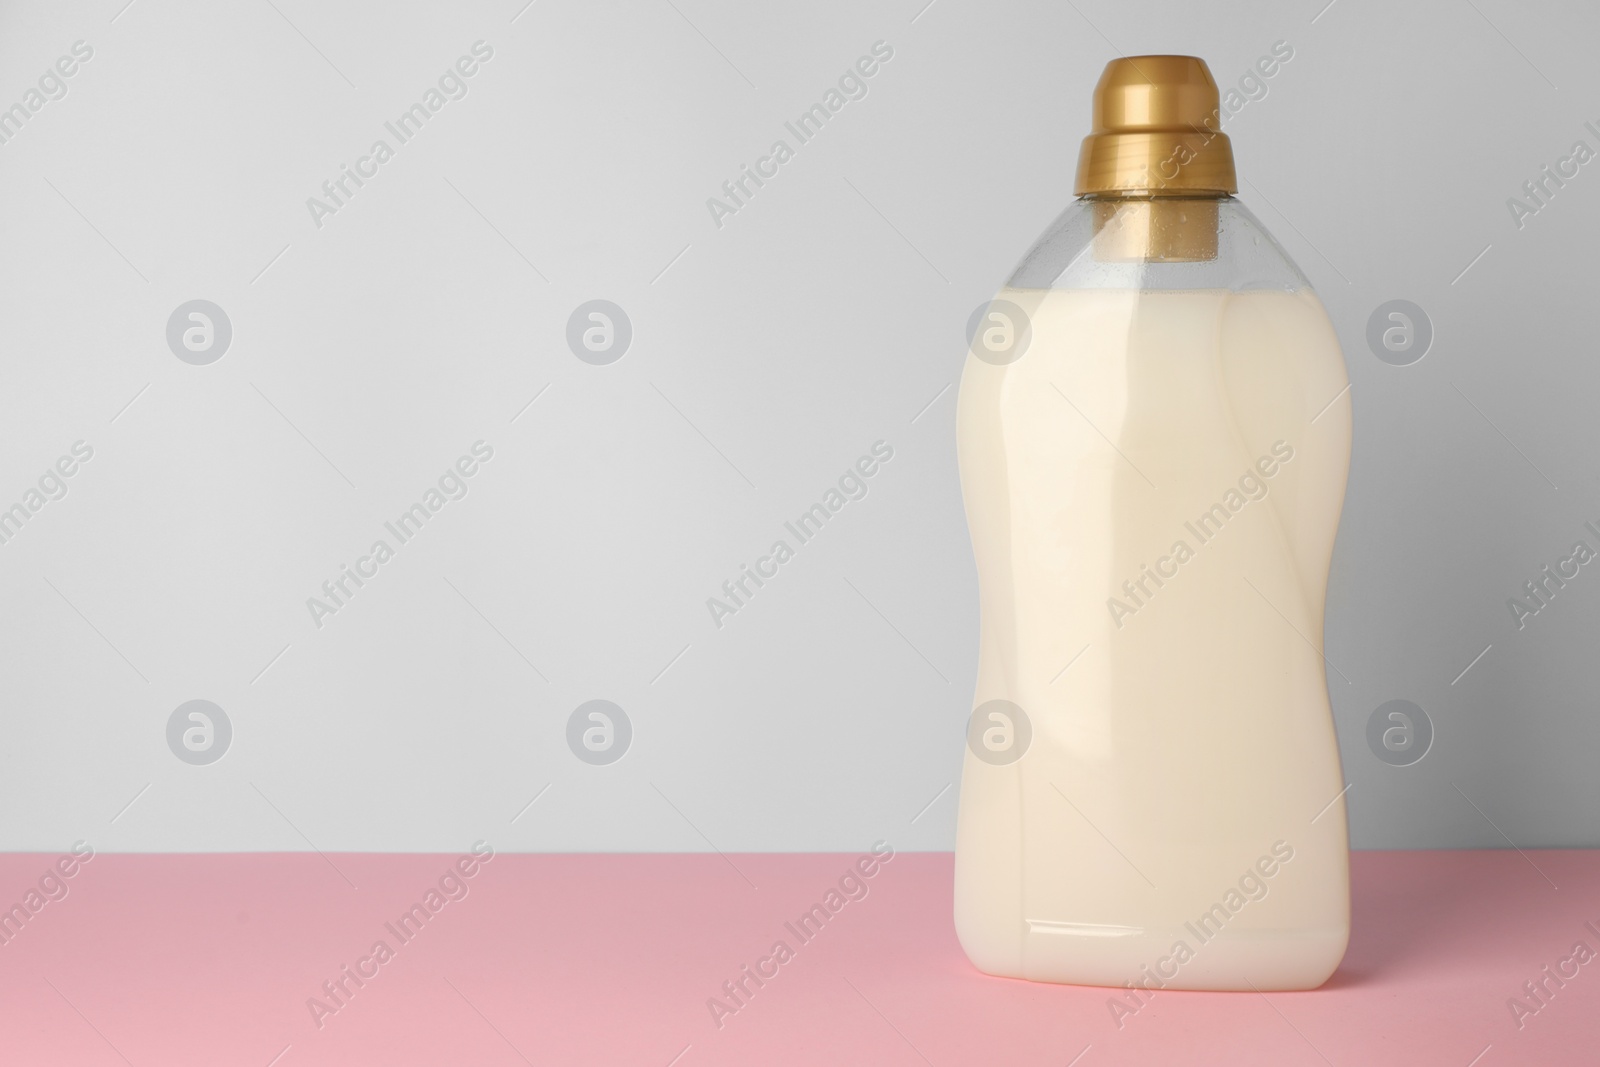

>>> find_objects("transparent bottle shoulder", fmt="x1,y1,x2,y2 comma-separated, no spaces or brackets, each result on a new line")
1004,197,1312,294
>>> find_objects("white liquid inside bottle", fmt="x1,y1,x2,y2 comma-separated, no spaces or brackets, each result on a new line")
960,283,1350,991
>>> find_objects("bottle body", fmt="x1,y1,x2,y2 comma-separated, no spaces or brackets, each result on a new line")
953,198,1352,990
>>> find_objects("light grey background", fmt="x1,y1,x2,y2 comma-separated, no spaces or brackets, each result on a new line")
1,0,1596,853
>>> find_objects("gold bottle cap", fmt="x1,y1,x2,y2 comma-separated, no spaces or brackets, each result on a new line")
1074,56,1237,197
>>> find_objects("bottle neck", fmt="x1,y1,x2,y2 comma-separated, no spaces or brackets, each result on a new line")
1083,194,1230,263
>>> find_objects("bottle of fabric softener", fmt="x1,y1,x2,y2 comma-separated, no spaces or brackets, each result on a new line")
954,55,1352,991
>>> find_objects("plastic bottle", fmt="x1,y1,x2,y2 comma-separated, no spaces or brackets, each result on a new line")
953,55,1352,991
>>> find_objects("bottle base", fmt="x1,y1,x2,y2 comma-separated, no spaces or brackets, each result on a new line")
960,922,1349,992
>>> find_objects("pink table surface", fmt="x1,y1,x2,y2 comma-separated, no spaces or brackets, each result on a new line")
0,849,1593,1066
